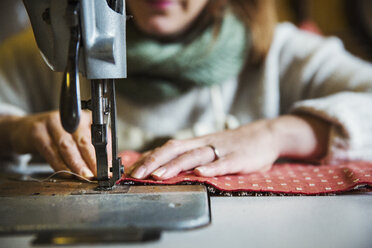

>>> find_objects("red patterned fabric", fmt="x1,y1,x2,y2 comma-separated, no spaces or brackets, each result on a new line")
118,152,372,195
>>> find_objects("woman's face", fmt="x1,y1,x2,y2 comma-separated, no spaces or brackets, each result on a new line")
127,0,209,37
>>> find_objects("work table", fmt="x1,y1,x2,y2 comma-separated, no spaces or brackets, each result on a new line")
0,165,371,248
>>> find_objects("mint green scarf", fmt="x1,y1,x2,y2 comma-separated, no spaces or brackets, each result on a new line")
117,13,250,104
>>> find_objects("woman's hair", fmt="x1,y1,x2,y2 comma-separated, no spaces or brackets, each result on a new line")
207,0,277,65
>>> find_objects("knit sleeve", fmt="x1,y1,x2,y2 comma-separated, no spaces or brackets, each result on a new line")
0,28,60,117
0,29,61,164
277,24,372,163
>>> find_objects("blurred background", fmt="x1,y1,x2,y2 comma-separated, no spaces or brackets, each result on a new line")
0,0,372,61
277,0,372,61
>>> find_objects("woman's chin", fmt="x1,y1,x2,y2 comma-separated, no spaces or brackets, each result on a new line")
140,20,183,37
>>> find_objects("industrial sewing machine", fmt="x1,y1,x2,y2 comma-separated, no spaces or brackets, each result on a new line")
0,0,210,244
23,0,126,188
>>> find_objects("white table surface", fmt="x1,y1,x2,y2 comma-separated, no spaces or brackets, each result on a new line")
1,193,371,248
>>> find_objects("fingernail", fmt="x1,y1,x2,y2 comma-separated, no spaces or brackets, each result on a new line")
194,167,205,175
131,166,146,179
82,168,94,178
152,168,166,178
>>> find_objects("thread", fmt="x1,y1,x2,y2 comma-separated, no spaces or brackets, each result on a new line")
25,170,96,184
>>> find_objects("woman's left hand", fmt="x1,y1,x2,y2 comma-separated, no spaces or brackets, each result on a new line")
130,119,280,180
130,115,330,180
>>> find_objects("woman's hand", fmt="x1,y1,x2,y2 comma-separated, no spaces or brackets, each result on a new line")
130,115,330,180
4,110,97,178
130,119,279,180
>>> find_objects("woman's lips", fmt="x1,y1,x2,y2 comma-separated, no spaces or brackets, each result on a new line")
145,0,175,9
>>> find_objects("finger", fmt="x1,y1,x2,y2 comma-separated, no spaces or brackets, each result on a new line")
47,114,94,178
258,163,272,173
31,122,69,172
194,155,239,177
131,139,200,179
195,154,273,177
72,113,97,176
151,146,215,180
127,151,150,176
119,150,143,171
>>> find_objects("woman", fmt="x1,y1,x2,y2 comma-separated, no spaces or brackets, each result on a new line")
0,0,371,180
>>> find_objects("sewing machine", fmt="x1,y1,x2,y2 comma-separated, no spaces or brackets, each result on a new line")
0,0,210,244
23,0,126,188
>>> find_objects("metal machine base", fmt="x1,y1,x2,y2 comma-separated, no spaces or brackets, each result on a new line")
0,172,211,244
32,229,161,245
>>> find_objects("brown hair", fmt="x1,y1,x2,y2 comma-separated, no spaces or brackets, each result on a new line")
206,0,277,65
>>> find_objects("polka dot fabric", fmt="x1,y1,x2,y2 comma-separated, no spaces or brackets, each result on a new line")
118,152,372,195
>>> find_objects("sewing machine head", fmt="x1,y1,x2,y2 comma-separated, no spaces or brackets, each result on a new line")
23,0,128,188
0,3,213,238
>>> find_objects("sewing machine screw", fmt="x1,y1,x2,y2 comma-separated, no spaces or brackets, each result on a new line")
168,202,182,208
109,165,124,175
81,100,92,110
42,8,51,24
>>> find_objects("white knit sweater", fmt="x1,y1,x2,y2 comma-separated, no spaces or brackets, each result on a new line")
1,23,372,163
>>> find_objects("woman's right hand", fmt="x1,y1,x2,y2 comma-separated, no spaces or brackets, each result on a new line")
8,110,97,178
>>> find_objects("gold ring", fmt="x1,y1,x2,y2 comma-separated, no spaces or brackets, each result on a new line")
206,144,220,161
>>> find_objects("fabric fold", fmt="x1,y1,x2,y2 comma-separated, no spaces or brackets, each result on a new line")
118,152,372,195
